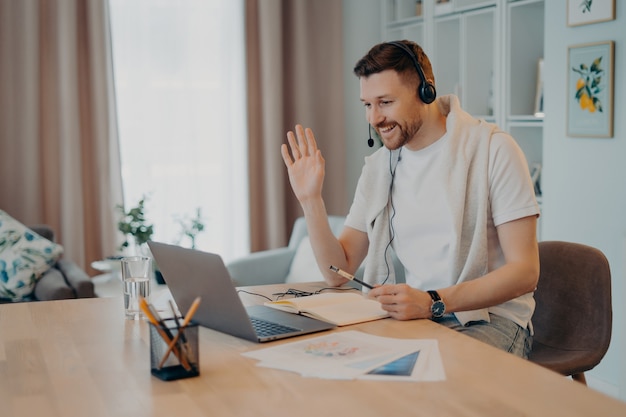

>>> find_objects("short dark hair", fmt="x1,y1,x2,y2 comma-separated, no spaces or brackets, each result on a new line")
353,40,435,91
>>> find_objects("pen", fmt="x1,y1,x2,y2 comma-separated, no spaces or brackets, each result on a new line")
329,265,374,290
168,299,186,342
158,296,201,370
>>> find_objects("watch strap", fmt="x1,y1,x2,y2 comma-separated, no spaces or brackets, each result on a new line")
427,290,441,302
427,290,445,318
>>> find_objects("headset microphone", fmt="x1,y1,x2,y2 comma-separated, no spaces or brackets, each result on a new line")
367,124,374,147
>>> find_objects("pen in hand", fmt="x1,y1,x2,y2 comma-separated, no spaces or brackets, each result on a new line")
329,265,374,290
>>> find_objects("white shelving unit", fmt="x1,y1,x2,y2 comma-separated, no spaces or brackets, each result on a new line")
382,0,545,236
504,0,544,237
383,1,426,45
504,0,544,177
432,5,497,120
506,0,545,120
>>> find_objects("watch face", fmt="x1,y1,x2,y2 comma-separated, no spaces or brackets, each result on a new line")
431,300,445,318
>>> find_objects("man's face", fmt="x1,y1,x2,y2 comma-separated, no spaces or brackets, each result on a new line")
359,69,423,150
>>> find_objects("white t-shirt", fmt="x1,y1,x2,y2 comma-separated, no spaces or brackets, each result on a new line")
389,132,538,290
346,127,540,328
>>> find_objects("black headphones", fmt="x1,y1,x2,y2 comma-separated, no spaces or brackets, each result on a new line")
387,41,437,104
366,41,437,147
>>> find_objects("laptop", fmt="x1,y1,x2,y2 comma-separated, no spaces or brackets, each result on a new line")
148,241,336,342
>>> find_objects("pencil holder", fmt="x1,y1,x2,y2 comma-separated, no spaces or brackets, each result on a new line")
149,319,200,381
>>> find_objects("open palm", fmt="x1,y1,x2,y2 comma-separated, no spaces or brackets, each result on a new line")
281,125,326,203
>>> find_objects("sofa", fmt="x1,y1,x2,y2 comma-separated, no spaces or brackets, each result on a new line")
226,216,405,287
0,225,95,303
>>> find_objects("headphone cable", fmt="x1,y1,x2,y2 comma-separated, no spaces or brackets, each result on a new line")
382,148,402,285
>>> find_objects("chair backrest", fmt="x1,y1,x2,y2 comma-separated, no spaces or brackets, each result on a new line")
287,215,346,249
531,241,612,373
286,216,405,284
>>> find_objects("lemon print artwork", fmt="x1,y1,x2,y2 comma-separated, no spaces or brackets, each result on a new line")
572,56,604,114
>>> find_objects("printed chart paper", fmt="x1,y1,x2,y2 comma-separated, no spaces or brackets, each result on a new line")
242,330,445,381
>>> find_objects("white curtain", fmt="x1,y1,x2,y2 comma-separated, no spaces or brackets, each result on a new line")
0,0,123,272
245,0,346,251
108,0,248,261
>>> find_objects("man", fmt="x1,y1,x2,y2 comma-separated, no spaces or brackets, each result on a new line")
280,40,540,358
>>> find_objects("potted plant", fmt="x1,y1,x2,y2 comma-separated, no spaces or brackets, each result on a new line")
175,207,205,249
116,195,154,255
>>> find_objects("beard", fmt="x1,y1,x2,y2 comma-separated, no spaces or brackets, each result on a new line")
376,117,422,150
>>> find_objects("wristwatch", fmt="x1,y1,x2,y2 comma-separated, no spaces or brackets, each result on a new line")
427,290,446,318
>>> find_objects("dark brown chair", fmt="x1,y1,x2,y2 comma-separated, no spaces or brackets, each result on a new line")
529,241,612,384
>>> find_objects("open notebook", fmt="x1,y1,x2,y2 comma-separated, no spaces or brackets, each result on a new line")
265,292,389,326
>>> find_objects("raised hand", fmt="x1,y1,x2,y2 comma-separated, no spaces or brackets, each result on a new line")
281,125,326,204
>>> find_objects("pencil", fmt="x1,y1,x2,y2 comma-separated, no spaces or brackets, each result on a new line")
140,297,192,371
157,296,201,370
329,265,374,290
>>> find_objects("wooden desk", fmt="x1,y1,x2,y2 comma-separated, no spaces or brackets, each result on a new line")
1,282,624,417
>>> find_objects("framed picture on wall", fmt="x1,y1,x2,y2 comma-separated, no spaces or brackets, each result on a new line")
567,41,614,138
567,0,615,27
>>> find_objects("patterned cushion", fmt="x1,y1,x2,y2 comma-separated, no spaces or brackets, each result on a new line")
0,210,64,300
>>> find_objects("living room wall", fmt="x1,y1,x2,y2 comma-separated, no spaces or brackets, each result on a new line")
341,0,381,209
342,0,625,400
542,1,624,399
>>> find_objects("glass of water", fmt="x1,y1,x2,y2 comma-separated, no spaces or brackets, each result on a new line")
121,256,151,320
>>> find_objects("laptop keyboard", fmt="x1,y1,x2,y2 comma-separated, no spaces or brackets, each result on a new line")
250,316,300,337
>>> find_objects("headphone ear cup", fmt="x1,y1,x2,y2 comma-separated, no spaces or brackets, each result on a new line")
419,82,437,104
387,41,437,104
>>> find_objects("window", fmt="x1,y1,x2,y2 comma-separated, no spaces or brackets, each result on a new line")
109,0,248,261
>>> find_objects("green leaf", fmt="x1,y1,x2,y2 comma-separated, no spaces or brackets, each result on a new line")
590,56,603,73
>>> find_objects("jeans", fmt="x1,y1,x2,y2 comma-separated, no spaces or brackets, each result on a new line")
434,313,532,358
